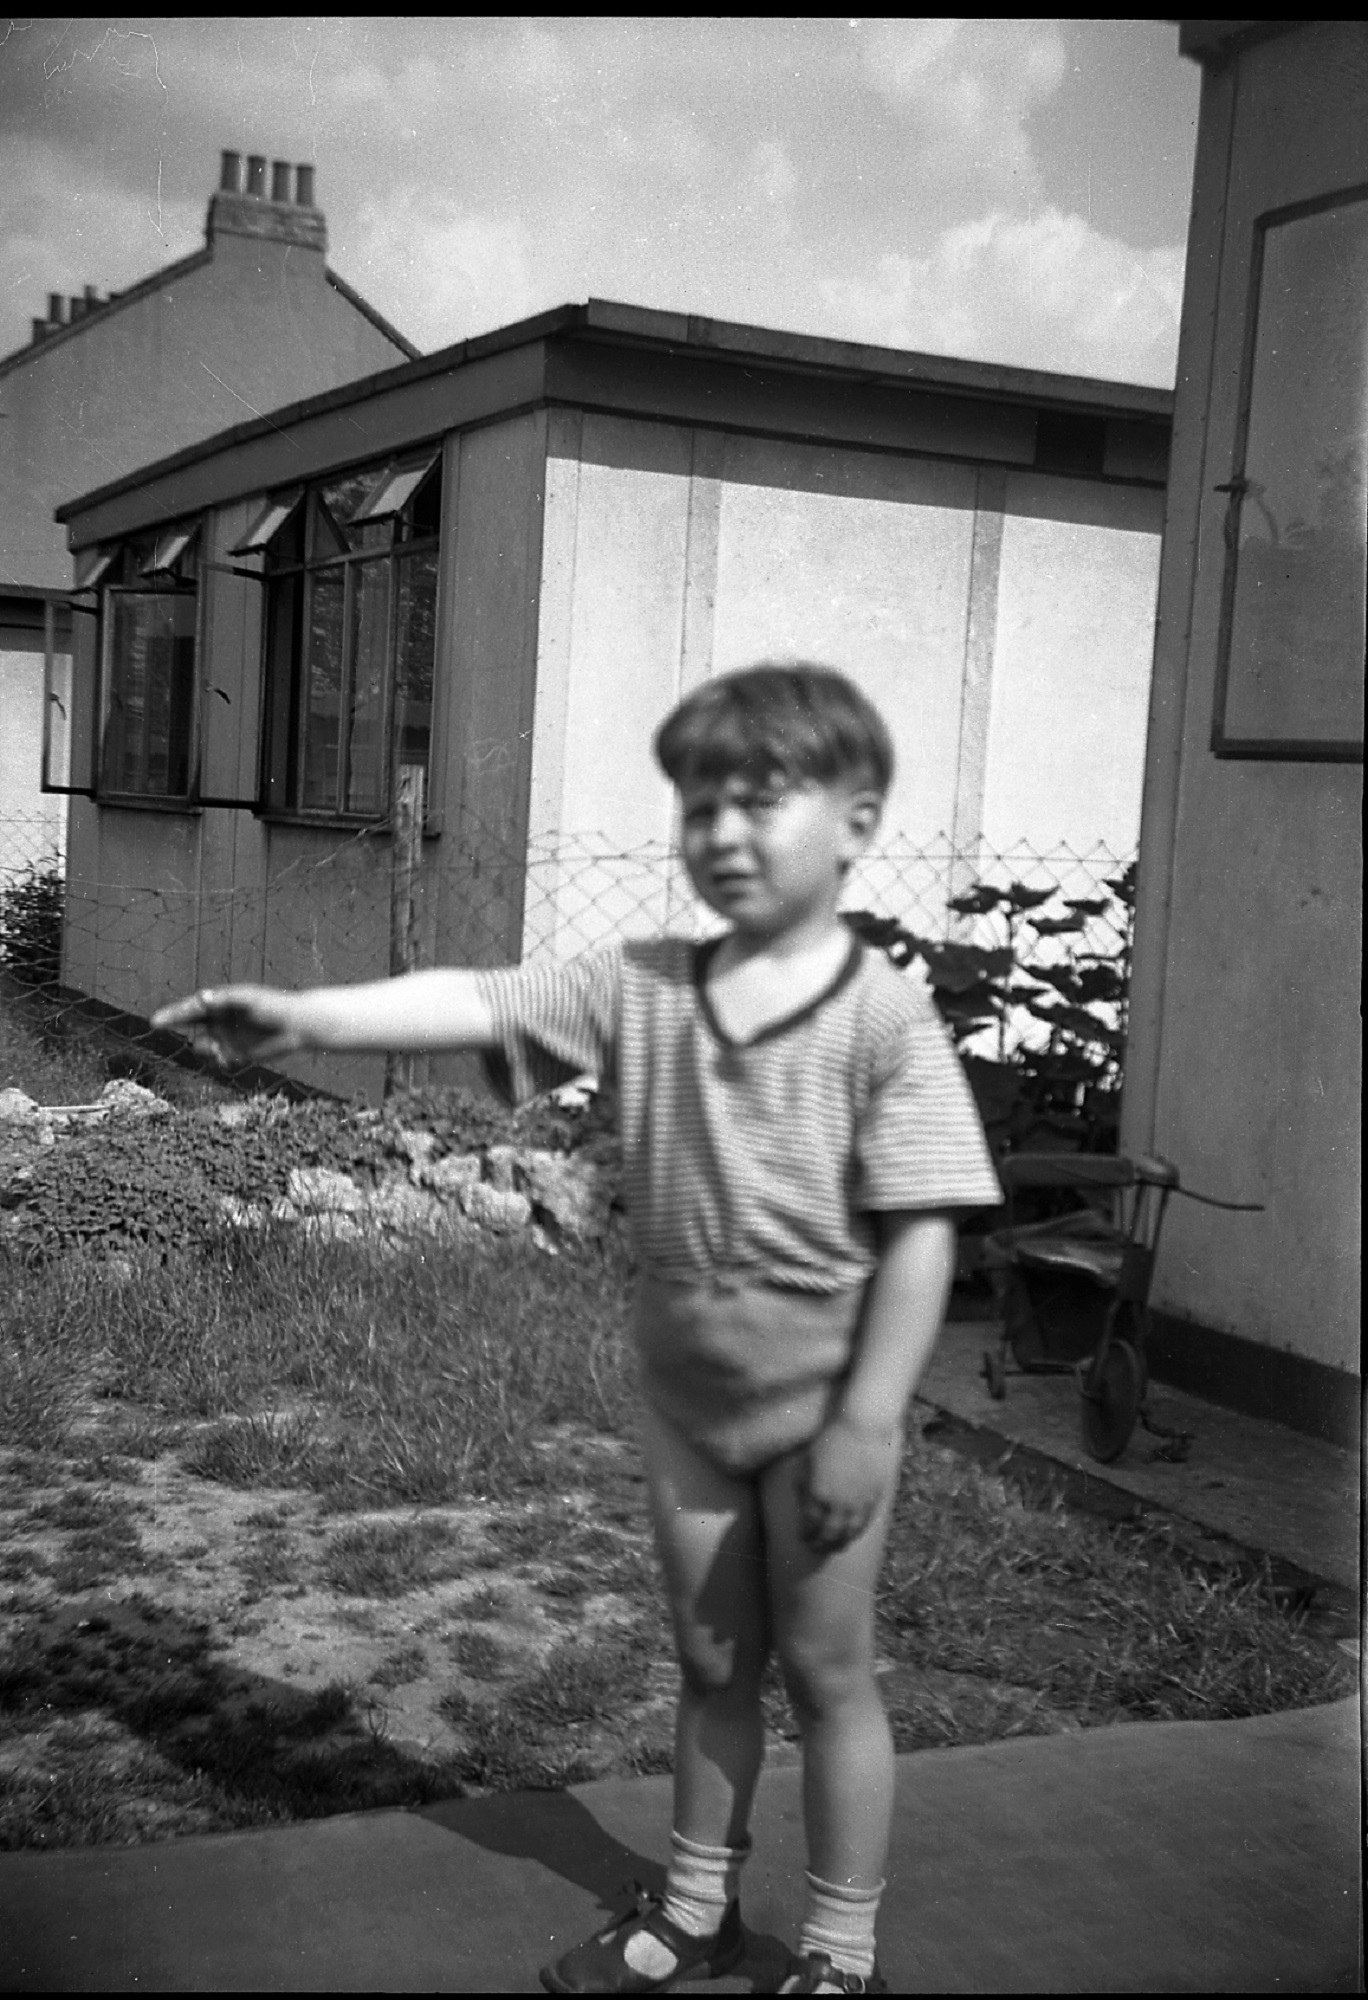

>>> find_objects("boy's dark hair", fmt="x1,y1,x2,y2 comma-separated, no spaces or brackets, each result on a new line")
654,662,894,796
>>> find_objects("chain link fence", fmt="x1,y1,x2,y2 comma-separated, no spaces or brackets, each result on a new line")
1,805,1133,1093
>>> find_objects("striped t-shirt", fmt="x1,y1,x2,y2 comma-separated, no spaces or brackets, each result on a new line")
477,933,1002,1293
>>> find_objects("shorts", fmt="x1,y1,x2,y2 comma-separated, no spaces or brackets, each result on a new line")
632,1272,869,1477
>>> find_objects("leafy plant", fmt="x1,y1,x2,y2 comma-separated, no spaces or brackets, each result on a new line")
0,865,64,993
847,861,1136,1156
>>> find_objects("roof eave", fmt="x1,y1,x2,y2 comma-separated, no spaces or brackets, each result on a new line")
55,297,1174,528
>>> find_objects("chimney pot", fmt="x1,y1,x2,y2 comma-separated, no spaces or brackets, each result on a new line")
271,160,291,202
220,149,241,193
69,295,87,321
245,154,266,198
294,163,315,208
84,284,100,306
47,293,66,325
32,318,50,343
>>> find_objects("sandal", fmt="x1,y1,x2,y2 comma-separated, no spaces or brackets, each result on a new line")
774,1952,887,1995
539,1883,745,1994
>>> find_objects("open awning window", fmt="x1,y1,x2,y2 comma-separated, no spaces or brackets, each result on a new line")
352,451,441,524
140,523,200,578
74,545,119,591
229,488,304,556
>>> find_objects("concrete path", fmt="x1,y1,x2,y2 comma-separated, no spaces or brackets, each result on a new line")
1,1699,1358,1993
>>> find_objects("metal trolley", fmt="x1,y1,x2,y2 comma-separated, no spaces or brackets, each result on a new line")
980,1153,1179,1463
980,1153,1264,1462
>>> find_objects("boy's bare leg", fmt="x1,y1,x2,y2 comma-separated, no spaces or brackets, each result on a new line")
760,1448,898,1888
638,1405,770,1849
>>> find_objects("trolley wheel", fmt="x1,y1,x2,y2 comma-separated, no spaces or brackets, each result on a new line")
982,1348,1007,1400
1113,1301,1150,1396
1080,1337,1144,1464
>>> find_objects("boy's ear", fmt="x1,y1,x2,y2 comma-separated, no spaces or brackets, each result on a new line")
844,789,884,849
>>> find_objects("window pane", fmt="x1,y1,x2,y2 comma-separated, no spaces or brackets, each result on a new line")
103,592,196,796
346,559,391,816
316,466,391,555
263,571,302,810
354,452,441,527
301,567,344,810
394,547,437,783
1223,196,1368,747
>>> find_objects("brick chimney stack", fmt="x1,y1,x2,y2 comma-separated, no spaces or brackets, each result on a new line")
208,148,326,251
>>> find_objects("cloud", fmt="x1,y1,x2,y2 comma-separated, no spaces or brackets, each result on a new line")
820,207,1184,384
0,138,202,355
339,192,541,352
853,18,1067,195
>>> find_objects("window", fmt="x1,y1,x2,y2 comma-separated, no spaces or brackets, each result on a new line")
1213,186,1368,759
248,449,441,818
98,525,200,800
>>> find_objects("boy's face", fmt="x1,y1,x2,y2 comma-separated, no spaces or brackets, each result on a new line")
678,769,881,938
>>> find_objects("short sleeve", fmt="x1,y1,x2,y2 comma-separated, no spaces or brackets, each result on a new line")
475,942,623,1106
855,975,1003,1213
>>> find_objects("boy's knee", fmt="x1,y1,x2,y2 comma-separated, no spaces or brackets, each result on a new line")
677,1633,757,1697
778,1638,873,1716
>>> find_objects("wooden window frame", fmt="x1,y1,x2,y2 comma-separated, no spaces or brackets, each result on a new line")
258,451,442,826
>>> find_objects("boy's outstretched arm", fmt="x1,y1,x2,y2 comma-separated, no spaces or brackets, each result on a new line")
152,969,496,1068
799,1210,956,1553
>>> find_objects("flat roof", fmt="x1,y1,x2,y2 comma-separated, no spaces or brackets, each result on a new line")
57,297,1173,534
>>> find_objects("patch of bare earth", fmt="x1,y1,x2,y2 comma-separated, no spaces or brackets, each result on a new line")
0,1412,687,1843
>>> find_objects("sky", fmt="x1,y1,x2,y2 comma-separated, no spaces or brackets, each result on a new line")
0,18,1200,384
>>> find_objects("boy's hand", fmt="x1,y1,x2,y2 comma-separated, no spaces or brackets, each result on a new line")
152,986,305,1068
798,1414,901,1554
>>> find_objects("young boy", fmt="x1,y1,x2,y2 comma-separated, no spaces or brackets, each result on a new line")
155,663,1001,1995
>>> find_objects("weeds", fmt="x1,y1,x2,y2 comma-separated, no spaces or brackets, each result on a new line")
880,1452,1349,1733
320,1517,468,1597
371,1643,427,1690
0,1345,72,1452
2,1230,634,1505
182,1414,320,1488
0,1181,1354,1854
448,1627,512,1681
505,1626,656,1730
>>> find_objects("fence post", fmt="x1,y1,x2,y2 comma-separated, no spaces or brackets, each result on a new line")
384,764,425,1100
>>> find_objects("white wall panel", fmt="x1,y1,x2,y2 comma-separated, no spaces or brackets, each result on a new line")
983,476,1162,855
710,437,977,846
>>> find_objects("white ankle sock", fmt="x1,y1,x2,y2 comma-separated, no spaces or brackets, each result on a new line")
797,1871,883,1981
621,1830,748,1979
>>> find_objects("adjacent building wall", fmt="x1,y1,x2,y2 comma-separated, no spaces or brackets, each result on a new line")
1123,22,1364,1394
527,415,1164,959
0,167,414,863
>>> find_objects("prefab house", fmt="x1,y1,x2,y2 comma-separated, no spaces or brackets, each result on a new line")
52,301,1170,1101
1122,19,1363,1443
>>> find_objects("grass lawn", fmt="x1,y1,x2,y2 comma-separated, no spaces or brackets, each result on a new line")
0,1222,1354,1853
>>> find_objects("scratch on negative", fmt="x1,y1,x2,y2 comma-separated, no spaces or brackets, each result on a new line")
198,363,303,448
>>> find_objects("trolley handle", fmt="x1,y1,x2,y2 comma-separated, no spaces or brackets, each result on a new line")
1171,1185,1265,1211
1133,1155,1264,1209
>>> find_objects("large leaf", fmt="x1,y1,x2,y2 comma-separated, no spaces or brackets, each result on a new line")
1031,966,1084,1001
1071,963,1126,1004
922,941,1014,992
947,884,1005,916
843,910,926,969
1003,882,1056,912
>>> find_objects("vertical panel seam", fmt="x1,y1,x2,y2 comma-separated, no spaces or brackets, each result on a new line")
949,465,1005,886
